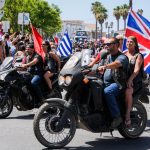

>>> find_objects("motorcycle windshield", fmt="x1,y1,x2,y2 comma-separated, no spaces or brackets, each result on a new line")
81,49,93,67
62,52,82,70
62,49,92,70
0,57,14,71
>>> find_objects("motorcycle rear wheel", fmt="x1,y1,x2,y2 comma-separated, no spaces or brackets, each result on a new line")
33,101,76,149
118,101,147,139
0,95,13,119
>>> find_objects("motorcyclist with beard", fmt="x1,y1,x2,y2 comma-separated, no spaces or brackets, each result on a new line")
21,43,44,102
98,37,129,129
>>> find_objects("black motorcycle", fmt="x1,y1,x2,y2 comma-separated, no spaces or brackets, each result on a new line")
0,57,62,118
33,49,149,149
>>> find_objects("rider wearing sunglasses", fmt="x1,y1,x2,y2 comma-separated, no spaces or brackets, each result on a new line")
98,37,129,129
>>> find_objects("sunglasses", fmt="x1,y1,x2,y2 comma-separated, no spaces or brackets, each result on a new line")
105,42,116,46
42,44,47,46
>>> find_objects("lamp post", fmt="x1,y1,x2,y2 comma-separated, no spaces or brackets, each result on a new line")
105,22,113,38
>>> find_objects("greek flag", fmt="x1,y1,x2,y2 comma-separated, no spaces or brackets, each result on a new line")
57,31,72,57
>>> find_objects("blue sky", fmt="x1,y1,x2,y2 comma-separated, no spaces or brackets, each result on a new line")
47,0,149,32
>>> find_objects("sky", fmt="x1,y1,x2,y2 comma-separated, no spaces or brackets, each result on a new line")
47,0,149,32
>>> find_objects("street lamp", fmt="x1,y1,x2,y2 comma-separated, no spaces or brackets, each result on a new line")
105,22,113,38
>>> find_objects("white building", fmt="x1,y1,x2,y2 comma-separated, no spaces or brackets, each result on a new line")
61,20,85,39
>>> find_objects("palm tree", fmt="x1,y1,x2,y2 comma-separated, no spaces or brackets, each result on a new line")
91,2,107,40
113,6,121,31
137,9,143,15
120,4,130,30
96,9,107,39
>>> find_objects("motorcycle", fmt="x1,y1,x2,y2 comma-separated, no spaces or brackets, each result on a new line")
0,57,62,118
33,49,149,149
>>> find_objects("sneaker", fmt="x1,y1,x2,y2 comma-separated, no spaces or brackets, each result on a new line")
110,117,122,129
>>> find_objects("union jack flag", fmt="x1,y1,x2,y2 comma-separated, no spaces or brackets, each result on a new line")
123,9,150,73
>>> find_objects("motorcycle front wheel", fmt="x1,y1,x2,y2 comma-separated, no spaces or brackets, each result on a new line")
33,101,76,149
0,95,13,118
118,101,147,139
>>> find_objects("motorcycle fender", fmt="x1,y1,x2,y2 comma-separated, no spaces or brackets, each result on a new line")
44,98,74,112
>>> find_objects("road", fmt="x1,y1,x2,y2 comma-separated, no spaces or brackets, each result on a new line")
0,104,150,150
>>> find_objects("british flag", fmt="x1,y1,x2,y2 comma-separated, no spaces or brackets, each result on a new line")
123,9,150,73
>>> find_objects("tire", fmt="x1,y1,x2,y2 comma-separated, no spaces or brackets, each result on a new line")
0,95,13,119
118,101,147,139
33,101,76,149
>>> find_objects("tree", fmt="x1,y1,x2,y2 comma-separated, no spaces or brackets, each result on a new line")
91,1,107,40
2,0,62,35
96,8,107,39
51,3,61,14
120,4,129,30
91,1,100,41
113,6,121,31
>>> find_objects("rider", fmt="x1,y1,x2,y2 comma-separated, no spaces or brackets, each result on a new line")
98,37,129,129
21,43,44,102
42,41,61,91
124,36,144,127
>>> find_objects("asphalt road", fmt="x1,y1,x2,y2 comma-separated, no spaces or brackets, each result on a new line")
0,104,150,150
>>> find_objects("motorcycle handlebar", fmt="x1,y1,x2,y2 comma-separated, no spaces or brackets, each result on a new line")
0,68,16,75
81,66,92,74
0,65,23,75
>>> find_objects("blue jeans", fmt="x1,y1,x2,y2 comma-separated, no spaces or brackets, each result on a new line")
104,83,120,118
31,75,43,100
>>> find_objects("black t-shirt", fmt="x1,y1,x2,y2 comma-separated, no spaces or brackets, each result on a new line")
44,53,58,73
27,53,44,75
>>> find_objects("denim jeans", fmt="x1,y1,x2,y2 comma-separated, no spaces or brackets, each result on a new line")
104,83,120,118
31,75,43,100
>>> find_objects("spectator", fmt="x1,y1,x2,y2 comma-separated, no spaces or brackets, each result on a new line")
116,34,124,51
0,36,5,63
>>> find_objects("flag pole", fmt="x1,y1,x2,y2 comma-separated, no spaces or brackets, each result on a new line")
129,0,133,10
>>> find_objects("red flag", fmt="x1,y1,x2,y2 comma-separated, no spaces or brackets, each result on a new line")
31,24,45,61
54,36,59,45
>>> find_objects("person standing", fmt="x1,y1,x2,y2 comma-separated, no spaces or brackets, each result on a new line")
4,33,11,57
0,36,5,63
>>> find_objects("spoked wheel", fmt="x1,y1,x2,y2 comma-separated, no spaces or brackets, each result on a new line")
0,95,13,118
33,101,76,149
118,101,147,139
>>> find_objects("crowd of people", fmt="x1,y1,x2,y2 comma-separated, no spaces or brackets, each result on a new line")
0,32,61,102
0,31,144,129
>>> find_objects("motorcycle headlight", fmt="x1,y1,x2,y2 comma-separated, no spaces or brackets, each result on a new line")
65,76,72,85
58,76,65,85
